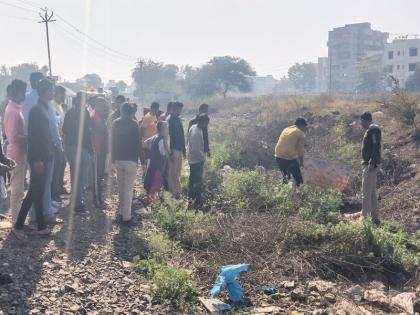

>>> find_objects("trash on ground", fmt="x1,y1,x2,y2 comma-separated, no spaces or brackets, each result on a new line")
199,297,231,313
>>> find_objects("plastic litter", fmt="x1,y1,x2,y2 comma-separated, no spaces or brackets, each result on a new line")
210,264,249,303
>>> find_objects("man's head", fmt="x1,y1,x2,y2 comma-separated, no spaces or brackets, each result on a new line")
55,85,66,103
121,102,135,117
172,101,184,117
37,79,54,103
9,79,27,104
294,117,308,131
29,72,45,90
166,102,174,114
94,97,108,117
150,102,160,115
198,103,209,114
360,112,373,129
197,114,210,129
115,95,125,109
157,121,169,138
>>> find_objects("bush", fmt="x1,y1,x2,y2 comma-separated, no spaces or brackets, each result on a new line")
388,91,419,127
222,170,292,210
297,186,342,224
134,258,165,279
149,232,181,263
152,265,199,308
152,193,210,240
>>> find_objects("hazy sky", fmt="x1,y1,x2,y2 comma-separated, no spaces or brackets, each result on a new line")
1,0,419,83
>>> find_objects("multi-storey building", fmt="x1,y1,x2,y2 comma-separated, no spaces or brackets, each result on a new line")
316,57,329,93
383,37,420,87
328,23,388,94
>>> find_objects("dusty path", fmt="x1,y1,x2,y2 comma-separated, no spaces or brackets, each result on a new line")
0,178,160,315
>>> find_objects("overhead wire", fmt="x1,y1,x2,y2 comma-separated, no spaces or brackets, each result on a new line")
0,0,38,13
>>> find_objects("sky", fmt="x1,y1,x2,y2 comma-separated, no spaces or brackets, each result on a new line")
0,0,419,84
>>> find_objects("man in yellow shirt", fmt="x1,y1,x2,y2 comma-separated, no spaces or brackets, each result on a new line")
274,118,307,187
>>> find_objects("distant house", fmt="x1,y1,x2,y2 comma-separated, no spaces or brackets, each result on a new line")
383,37,420,88
315,57,329,94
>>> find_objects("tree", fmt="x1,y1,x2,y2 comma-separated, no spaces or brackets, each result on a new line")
185,56,256,98
287,62,316,93
131,59,181,101
116,80,128,92
405,66,420,92
354,55,385,95
76,73,103,89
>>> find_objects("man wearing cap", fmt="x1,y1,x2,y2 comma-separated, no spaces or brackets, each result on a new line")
360,112,381,225
274,118,307,187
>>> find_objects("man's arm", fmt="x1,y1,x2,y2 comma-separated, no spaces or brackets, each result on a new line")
297,133,305,167
369,128,381,168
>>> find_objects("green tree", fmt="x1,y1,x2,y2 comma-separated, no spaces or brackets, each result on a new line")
185,56,256,98
405,66,420,92
116,80,128,92
287,62,316,93
131,59,181,101
354,55,385,95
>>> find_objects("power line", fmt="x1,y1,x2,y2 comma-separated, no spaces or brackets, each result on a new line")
0,0,38,13
38,6,55,76
0,13,37,21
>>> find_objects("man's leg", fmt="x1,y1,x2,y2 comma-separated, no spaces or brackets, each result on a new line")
52,150,62,198
76,150,90,208
115,161,126,216
173,150,183,198
122,161,137,221
370,168,380,223
43,159,55,218
276,158,291,184
9,163,26,223
361,166,372,218
289,159,303,187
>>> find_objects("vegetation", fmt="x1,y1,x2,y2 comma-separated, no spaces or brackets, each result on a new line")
288,62,316,92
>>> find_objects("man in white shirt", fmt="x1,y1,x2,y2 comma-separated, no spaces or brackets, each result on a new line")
187,114,210,208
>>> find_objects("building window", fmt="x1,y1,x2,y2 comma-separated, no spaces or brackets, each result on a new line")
409,63,417,72
397,65,400,70
409,47,418,57
387,65,393,73
388,51,394,59
397,51,401,56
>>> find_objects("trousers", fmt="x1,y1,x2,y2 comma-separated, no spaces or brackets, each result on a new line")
9,163,26,223
168,150,183,198
115,160,137,221
362,166,379,222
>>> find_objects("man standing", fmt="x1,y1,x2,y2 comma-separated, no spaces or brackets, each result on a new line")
51,86,67,201
63,92,93,214
111,103,140,225
188,104,210,156
159,102,173,121
274,118,307,187
187,114,210,208
168,102,185,198
23,72,44,134
360,112,381,225
4,80,27,224
140,102,159,142
107,95,125,128
12,79,55,240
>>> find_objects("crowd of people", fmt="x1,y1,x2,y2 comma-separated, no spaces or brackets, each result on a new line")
1,72,211,240
0,71,382,242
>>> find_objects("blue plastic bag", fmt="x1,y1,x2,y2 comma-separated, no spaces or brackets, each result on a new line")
210,264,249,303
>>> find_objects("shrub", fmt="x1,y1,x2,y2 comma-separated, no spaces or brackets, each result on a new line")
388,91,419,127
152,265,199,308
134,258,165,279
152,193,210,240
149,232,181,263
222,170,292,210
297,186,342,224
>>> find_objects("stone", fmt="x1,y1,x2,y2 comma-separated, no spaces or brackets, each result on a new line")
391,292,415,314
253,306,283,314
308,280,335,293
281,280,295,290
291,288,307,302
324,293,336,303
199,298,231,313
363,289,390,309
346,285,364,302
0,274,13,285
312,309,327,315
413,300,420,313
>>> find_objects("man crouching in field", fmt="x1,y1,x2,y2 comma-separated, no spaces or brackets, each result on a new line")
360,112,381,226
274,118,307,187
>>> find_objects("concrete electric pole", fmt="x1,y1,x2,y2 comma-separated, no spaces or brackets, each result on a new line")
38,7,55,77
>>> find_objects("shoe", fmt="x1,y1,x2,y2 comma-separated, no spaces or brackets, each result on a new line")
52,201,62,208
12,228,26,241
46,217,64,225
372,219,381,226
32,228,51,236
121,218,137,227
52,195,62,203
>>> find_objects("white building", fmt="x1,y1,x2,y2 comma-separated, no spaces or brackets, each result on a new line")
383,37,420,87
316,57,329,93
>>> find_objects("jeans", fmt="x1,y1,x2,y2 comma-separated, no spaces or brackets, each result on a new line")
115,160,137,221
65,145,90,207
362,166,380,222
276,157,303,187
29,159,54,223
188,162,204,208
15,163,47,231
52,149,66,197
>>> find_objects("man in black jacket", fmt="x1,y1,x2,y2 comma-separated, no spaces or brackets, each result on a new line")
12,79,55,240
360,112,381,225
63,92,93,213
188,104,210,156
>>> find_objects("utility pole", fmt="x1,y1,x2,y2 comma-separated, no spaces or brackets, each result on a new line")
38,7,55,77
